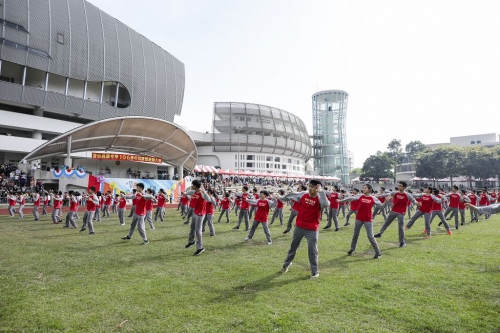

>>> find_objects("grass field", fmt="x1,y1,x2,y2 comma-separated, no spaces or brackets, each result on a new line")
0,207,499,333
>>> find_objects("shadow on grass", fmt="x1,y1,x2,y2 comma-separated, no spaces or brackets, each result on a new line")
209,272,306,303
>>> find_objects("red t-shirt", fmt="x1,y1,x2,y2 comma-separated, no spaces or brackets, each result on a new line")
349,198,359,211
135,193,148,216
191,192,206,216
329,192,339,209
86,194,97,212
391,192,411,214
355,195,377,222
240,193,250,210
221,198,230,210
447,193,461,208
253,199,271,223
8,197,16,206
145,199,154,211
105,195,112,205
418,195,434,214
119,197,127,209
295,194,322,231
276,198,284,209
189,195,198,208
431,194,443,211
54,198,62,209
70,198,77,212
235,197,241,207
479,194,489,206
292,199,301,211
206,201,214,215
468,194,477,205
157,194,166,207
19,196,25,205
180,195,189,205
33,195,40,207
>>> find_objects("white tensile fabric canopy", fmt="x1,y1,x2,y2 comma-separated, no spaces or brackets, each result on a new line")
22,116,198,171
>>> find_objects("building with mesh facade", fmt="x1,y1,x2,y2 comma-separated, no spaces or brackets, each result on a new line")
191,102,311,175
312,90,349,183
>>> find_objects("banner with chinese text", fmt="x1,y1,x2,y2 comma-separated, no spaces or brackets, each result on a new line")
91,152,162,164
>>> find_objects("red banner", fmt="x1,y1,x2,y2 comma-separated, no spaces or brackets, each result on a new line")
91,152,162,164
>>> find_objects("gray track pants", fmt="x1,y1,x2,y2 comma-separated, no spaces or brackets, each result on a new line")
429,211,451,231
285,209,299,231
188,214,205,250
406,210,431,235
127,205,136,217
18,205,24,218
218,209,230,223
237,209,250,229
350,220,380,255
378,211,405,243
326,208,339,229
146,210,154,229
202,214,215,236
33,206,40,220
52,208,61,223
127,213,148,241
345,209,357,225
475,203,500,215
82,211,95,233
270,208,283,225
8,205,15,217
65,211,77,228
444,206,459,228
247,220,271,242
283,226,319,275
118,208,125,225
154,207,165,222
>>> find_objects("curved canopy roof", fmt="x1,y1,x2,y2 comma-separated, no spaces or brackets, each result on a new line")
22,117,197,171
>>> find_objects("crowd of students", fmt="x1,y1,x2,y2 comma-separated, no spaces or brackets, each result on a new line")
4,180,500,278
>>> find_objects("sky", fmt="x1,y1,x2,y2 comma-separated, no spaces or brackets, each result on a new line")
89,0,500,168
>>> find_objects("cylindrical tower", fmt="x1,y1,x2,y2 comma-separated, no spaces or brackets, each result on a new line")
312,90,349,184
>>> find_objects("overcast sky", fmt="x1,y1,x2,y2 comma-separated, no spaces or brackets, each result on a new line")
89,0,500,168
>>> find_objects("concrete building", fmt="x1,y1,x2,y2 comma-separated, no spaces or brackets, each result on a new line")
0,0,186,178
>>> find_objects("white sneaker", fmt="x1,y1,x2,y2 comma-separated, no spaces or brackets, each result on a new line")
310,272,319,279
267,241,272,245
244,237,250,242
281,262,292,273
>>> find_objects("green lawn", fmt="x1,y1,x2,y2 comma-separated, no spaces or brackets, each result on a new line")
0,208,499,333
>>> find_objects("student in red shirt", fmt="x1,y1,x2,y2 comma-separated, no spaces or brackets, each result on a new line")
81,187,99,234
31,190,41,221
344,188,360,227
16,191,25,219
112,193,119,214
145,189,157,230
184,180,211,255
234,196,241,216
270,189,286,226
202,188,217,236
121,183,155,245
41,191,49,215
93,192,102,222
339,184,383,258
324,185,340,231
373,187,388,221
7,192,17,217
127,189,137,217
217,192,232,223
154,189,167,223
102,191,112,218
283,184,308,234
233,186,252,231
118,191,127,225
468,190,479,222
443,185,465,230
179,192,189,218
245,190,277,244
52,191,63,224
64,190,78,228
280,179,329,278
405,187,443,238
478,188,492,220
248,188,259,220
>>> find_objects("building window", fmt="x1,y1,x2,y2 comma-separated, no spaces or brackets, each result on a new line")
282,165,287,169
266,156,272,161
0,18,28,33
239,116,245,121
471,141,475,144
287,158,292,163
57,33,64,45
247,155,254,160
477,140,481,144
0,38,50,58
274,157,280,162
247,162,254,168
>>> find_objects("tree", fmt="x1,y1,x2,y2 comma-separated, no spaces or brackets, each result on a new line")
361,153,394,180
405,140,426,162
463,146,496,188
439,146,466,186
415,149,447,187
386,139,404,180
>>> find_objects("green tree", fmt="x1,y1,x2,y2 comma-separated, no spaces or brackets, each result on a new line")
405,140,427,162
386,139,404,180
439,146,466,186
415,149,446,186
463,146,497,188
361,153,394,180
